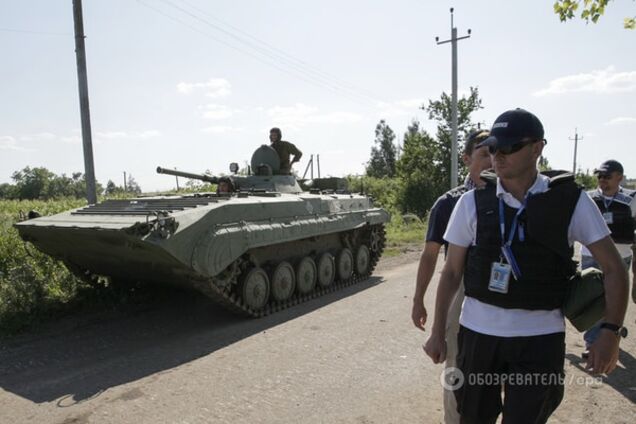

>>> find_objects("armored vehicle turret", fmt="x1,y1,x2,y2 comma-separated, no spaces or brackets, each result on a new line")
15,145,389,317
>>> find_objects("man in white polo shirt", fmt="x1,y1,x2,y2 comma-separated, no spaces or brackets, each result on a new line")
423,108,629,424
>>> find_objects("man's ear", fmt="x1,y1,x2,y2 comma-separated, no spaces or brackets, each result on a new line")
461,153,471,167
532,141,544,161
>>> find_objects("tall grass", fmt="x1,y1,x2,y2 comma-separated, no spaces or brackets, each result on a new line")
384,213,427,257
0,199,89,336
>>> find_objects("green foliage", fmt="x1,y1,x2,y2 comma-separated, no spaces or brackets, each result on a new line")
0,199,88,335
384,212,427,257
105,175,143,196
384,87,484,218
346,174,429,255
182,179,215,193
346,175,402,211
105,179,124,196
538,156,552,172
366,120,398,178
361,88,484,219
554,0,635,29
424,87,484,188
575,169,597,190
3,166,104,200
126,175,142,194
0,183,17,199
396,120,447,217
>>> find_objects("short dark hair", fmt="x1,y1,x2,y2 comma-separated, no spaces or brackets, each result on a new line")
270,127,282,137
464,130,490,156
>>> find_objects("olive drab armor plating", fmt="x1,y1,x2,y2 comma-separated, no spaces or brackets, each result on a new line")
15,145,389,317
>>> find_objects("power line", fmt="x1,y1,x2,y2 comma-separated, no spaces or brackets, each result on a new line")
137,0,365,104
158,0,378,103
158,0,382,103
177,0,384,103
137,0,381,105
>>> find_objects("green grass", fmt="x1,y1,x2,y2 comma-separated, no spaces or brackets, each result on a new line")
0,199,104,337
383,213,427,257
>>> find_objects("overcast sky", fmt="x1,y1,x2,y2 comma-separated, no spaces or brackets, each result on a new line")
1,0,635,191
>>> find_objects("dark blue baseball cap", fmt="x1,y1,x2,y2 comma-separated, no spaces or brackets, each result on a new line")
594,160,623,175
478,108,545,148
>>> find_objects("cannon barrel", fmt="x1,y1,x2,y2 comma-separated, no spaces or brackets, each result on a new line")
156,166,219,184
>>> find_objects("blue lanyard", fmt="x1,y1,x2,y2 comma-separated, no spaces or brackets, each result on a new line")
498,196,528,247
498,196,529,280
603,194,616,210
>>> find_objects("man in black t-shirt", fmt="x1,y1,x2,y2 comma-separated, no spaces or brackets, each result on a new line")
411,130,491,424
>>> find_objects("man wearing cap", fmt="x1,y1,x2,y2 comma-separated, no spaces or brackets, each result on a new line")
269,127,302,175
580,159,636,355
423,108,628,423
411,129,491,424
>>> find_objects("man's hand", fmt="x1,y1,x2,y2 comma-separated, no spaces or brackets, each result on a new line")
411,300,427,330
423,333,447,364
412,242,442,331
586,330,620,375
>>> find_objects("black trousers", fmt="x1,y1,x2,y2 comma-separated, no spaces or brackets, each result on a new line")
455,326,565,424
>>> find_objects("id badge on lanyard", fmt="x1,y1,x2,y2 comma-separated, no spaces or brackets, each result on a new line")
489,261,512,293
489,197,526,293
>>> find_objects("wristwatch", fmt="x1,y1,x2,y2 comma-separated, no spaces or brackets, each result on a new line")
599,322,628,338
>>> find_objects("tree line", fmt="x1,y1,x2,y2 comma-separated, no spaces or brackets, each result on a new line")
361,87,599,219
362,87,483,218
0,167,141,200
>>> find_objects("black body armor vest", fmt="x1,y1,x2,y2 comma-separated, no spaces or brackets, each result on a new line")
464,171,581,310
589,189,635,244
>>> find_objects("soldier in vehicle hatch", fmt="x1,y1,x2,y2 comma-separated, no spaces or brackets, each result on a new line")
269,127,302,175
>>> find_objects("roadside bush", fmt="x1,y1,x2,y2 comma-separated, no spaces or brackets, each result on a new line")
346,175,402,211
0,199,88,335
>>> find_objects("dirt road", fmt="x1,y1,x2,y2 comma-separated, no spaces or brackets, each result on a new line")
1,252,635,423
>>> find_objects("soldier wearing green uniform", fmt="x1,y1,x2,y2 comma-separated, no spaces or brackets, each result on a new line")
269,127,302,175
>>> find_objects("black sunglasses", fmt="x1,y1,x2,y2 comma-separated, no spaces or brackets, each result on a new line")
488,139,537,155
596,174,612,180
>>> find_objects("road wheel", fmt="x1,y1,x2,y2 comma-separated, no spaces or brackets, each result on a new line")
317,252,335,288
336,248,354,281
296,257,317,295
270,261,296,302
369,228,382,253
240,267,270,310
355,245,370,275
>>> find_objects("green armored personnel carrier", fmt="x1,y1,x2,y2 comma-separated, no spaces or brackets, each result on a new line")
15,146,389,317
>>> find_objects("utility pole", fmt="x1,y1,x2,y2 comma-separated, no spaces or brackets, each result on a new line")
436,8,471,189
302,155,313,180
570,128,583,175
72,0,97,204
175,167,180,191
123,171,127,192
